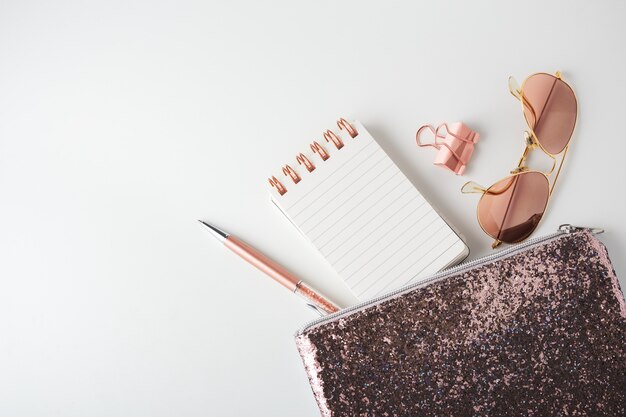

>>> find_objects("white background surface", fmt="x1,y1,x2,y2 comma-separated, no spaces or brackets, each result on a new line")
1,1,625,416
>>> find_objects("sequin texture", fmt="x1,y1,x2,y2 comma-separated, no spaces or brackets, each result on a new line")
295,232,626,416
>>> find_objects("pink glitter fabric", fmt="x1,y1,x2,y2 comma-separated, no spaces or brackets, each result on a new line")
295,232,626,416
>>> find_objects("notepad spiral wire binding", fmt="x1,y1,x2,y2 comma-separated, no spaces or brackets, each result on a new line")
268,118,359,196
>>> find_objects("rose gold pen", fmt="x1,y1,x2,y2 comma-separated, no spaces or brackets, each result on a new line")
198,221,340,315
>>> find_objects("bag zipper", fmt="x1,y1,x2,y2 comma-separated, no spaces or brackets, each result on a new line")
297,224,603,334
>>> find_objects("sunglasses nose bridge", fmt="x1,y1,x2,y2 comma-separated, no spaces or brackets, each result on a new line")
524,131,539,147
514,138,536,172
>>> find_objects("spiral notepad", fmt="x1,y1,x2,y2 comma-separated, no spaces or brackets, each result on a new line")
268,118,468,300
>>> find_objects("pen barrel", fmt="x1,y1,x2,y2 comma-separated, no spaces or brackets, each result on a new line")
225,236,300,291
295,281,340,315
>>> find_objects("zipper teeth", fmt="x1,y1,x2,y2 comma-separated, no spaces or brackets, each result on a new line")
297,230,566,334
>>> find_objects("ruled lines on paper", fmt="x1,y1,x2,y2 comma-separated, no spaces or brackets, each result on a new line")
271,122,466,299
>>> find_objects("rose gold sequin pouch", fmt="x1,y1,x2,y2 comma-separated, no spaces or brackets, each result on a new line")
295,226,626,417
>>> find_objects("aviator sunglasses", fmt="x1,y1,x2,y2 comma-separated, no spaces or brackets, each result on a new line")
462,71,577,248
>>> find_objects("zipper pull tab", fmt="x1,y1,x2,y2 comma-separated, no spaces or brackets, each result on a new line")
559,224,605,234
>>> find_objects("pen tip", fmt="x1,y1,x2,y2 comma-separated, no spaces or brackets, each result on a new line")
197,220,229,241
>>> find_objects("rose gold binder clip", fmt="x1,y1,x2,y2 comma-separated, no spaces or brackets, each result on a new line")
337,118,358,138
268,176,287,195
282,164,301,184
416,122,480,176
323,130,344,150
296,153,315,172
310,141,330,161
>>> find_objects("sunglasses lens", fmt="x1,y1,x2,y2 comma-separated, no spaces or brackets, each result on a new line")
522,73,577,154
478,172,549,243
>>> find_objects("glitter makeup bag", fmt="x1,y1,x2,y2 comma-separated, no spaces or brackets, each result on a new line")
295,226,626,417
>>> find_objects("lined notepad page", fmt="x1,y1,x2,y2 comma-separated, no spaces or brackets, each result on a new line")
270,121,468,300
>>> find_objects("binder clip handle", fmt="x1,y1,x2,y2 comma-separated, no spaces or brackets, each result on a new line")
416,121,479,176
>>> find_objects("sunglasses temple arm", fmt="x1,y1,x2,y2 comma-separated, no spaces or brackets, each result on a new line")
508,76,522,100
461,181,487,194
508,77,538,122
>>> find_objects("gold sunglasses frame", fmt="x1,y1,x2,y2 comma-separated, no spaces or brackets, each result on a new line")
462,71,578,249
